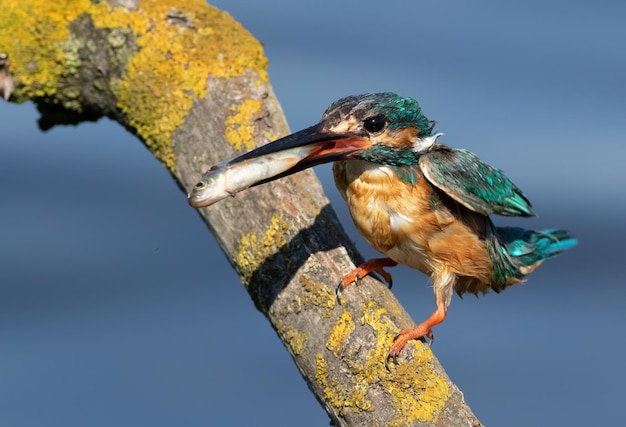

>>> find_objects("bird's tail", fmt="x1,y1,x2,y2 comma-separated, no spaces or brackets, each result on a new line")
490,227,577,291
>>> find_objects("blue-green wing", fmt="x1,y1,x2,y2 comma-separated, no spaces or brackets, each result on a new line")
419,146,534,216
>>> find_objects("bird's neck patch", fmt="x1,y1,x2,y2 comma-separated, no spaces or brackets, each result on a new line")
356,142,425,186
357,145,420,167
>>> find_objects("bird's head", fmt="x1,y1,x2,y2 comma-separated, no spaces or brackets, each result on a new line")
319,92,441,166
189,92,442,207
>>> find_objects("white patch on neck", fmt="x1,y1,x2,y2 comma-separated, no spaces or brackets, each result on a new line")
412,132,444,153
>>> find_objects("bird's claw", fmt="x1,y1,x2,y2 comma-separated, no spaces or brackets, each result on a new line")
336,258,397,302
384,349,399,371
336,277,356,301
427,333,434,346
384,333,405,371
335,281,345,300
336,270,366,301
384,330,435,371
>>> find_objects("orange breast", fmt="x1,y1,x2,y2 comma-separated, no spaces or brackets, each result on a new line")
333,160,494,288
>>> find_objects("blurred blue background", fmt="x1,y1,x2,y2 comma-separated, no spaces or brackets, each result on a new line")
1,0,624,425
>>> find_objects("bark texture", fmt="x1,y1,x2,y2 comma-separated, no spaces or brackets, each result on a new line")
0,1,481,425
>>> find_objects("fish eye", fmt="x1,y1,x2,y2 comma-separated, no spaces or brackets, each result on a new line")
194,181,207,190
363,115,386,133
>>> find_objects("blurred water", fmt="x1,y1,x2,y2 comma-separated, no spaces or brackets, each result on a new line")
1,0,625,426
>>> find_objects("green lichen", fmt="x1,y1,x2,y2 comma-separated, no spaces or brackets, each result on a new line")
61,34,83,78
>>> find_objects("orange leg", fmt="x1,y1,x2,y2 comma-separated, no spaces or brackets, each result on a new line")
337,257,398,296
385,304,447,370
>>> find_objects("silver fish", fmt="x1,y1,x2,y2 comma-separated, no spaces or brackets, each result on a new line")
187,123,366,208
189,145,318,207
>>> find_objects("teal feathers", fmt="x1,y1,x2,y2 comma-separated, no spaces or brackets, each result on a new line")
357,145,419,166
419,147,534,217
489,227,578,290
367,93,434,134
499,227,578,263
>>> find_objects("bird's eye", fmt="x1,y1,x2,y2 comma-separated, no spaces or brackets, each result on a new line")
363,115,387,133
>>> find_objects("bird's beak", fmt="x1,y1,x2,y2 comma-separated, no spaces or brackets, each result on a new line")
188,123,370,208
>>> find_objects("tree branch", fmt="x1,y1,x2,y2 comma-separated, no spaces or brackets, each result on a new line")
0,1,481,425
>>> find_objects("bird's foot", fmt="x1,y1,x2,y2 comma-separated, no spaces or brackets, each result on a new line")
385,325,434,371
336,257,398,298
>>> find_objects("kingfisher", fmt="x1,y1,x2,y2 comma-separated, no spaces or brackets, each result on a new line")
189,92,577,367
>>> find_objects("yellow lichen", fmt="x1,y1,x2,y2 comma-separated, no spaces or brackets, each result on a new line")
235,213,290,282
297,275,336,317
262,129,279,144
284,327,307,356
315,353,372,414
327,310,355,357
0,1,87,99
359,301,450,425
0,0,269,172
315,353,330,389
225,99,263,151
314,300,449,423
91,0,268,171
